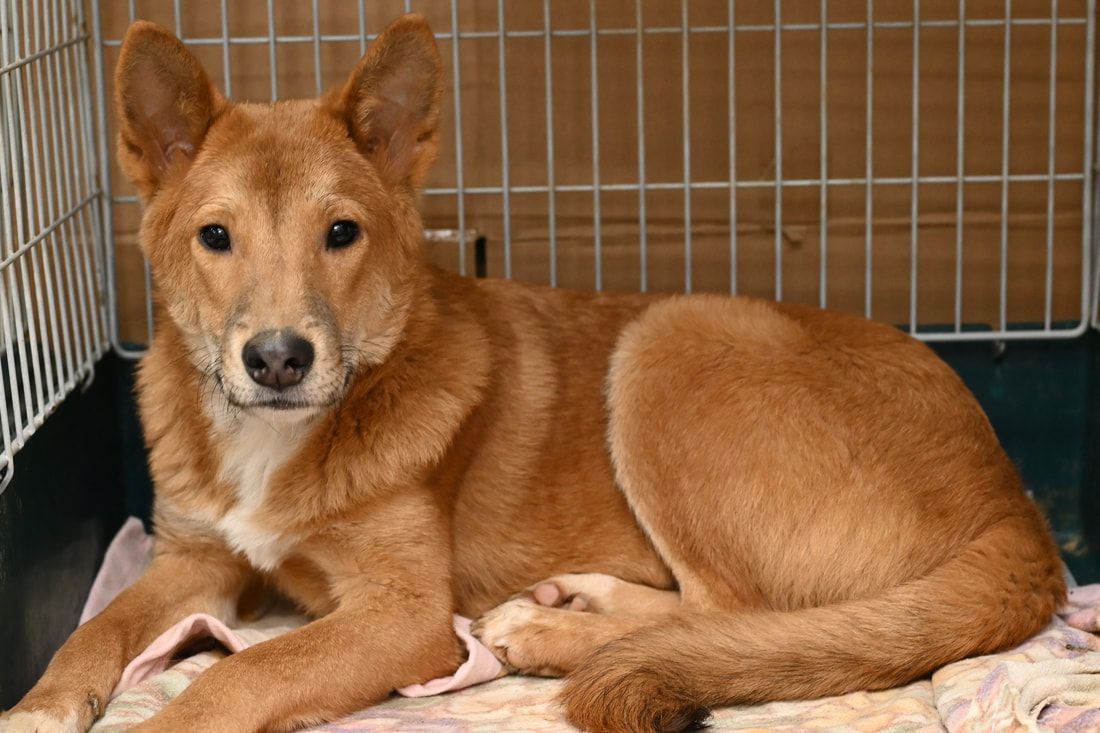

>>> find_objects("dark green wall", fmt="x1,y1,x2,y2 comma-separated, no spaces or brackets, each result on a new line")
0,356,127,708
933,333,1100,584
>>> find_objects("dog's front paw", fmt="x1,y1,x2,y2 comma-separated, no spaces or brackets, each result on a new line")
1,688,101,733
0,710,83,733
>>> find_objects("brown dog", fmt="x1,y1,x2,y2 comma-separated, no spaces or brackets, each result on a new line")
1,13,1065,733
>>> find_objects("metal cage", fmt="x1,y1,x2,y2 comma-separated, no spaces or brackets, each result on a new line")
0,0,110,492
2,0,1100,489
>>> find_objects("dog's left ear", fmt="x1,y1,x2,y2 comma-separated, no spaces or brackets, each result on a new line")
331,14,442,191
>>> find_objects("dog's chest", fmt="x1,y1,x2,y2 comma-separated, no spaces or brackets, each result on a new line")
214,415,308,571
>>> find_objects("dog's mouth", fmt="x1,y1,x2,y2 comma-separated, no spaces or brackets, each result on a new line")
205,350,359,417
238,397,319,411
223,386,344,413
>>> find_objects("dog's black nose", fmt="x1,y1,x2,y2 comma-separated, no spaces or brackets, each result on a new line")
242,330,315,390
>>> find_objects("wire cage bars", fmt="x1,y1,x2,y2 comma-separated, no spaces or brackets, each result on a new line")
91,0,1098,353
0,0,110,492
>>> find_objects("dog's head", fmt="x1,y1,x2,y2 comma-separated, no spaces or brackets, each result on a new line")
116,15,442,420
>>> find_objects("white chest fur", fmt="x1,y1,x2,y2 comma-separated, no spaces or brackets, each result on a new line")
214,412,311,571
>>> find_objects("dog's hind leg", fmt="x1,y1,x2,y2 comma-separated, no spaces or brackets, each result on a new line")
471,574,679,677
527,573,681,616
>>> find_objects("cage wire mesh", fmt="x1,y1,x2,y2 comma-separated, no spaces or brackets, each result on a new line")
91,0,1099,354
2,0,1100,486
0,0,109,492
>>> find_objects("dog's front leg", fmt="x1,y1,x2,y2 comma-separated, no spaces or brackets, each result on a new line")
130,601,460,733
130,493,462,733
1,544,247,733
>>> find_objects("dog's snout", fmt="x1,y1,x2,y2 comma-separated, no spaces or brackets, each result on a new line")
242,330,315,390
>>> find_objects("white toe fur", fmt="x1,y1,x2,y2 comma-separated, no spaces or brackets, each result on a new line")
472,597,542,663
0,711,81,733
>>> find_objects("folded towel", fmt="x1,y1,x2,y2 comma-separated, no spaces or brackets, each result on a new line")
933,612,1100,732
1007,656,1100,731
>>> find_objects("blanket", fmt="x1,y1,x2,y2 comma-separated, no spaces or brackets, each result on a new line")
84,519,1100,732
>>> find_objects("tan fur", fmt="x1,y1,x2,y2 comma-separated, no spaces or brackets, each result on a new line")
1,14,1065,733
472,574,681,676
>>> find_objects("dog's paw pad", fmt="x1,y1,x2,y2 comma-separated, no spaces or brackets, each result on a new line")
532,582,561,607
531,582,590,612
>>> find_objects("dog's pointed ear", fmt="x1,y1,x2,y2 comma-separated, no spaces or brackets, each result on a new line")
115,21,224,198
331,14,442,191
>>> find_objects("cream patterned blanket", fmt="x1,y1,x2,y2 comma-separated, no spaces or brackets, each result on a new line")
85,520,1100,732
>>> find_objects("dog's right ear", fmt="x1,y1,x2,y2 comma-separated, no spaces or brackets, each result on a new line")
115,21,224,199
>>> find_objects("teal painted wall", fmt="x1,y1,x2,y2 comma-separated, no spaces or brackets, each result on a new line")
933,333,1100,584
0,357,127,708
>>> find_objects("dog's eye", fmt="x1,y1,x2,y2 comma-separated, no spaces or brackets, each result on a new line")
198,224,231,252
327,220,359,250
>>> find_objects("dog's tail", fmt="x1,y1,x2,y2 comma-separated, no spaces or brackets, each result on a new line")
560,514,1065,733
